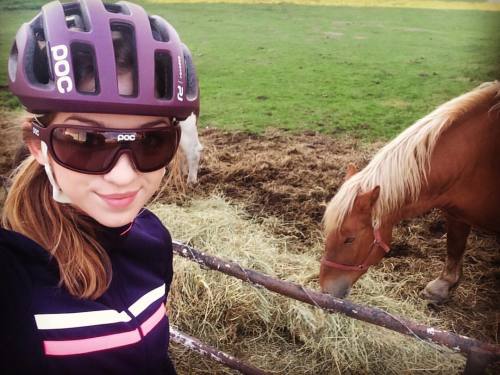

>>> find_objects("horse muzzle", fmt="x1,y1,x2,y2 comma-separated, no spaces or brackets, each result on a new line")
320,276,352,299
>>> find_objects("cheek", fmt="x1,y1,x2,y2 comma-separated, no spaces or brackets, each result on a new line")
143,168,166,194
51,160,92,194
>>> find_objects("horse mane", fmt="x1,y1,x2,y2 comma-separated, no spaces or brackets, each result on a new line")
324,80,500,234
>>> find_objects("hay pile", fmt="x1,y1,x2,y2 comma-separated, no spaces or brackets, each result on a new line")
151,196,465,374
161,127,499,347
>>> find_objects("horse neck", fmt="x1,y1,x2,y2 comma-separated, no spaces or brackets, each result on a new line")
389,193,442,224
379,187,446,238
371,196,436,250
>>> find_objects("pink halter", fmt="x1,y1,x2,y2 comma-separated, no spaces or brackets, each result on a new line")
321,228,390,272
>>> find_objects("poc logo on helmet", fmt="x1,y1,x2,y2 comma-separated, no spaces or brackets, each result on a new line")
117,134,136,142
51,45,74,94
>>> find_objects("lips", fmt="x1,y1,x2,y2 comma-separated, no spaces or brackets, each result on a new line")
97,190,139,208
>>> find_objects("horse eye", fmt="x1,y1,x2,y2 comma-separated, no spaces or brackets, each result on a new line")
344,237,355,244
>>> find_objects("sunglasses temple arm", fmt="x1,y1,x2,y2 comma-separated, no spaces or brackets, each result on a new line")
31,122,52,144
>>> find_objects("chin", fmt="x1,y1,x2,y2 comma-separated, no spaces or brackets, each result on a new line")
87,206,142,228
109,210,140,227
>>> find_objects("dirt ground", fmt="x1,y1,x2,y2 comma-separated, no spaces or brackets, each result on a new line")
1,114,498,364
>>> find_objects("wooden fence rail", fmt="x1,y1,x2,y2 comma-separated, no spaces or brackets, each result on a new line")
170,327,269,375
172,240,500,374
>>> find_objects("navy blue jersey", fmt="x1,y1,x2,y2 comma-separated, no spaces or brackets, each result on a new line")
0,209,176,374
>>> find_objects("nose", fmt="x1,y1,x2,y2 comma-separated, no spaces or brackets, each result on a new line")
103,153,138,185
320,276,352,299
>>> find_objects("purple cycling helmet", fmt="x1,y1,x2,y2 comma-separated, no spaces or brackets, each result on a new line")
8,0,199,120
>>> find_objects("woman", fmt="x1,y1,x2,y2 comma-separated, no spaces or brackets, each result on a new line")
1,0,199,373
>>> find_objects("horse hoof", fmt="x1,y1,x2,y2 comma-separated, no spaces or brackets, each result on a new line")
420,289,447,304
421,279,452,304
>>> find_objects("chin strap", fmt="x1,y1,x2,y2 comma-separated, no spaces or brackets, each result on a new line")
41,142,72,204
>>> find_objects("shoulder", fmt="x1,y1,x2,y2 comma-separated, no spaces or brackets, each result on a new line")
128,209,174,284
0,229,34,317
0,239,22,282
0,227,51,268
0,228,31,279
0,228,55,290
135,208,172,243
0,230,49,371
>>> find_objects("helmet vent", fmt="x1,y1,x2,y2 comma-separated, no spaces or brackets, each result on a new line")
72,43,99,94
154,52,173,100
149,16,169,42
8,43,18,82
34,29,45,42
104,3,130,15
63,3,88,32
183,48,198,101
33,32,50,84
111,23,138,97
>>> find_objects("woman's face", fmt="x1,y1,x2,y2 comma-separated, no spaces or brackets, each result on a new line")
31,111,168,228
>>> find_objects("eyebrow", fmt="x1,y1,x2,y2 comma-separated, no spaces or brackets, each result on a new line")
63,115,170,128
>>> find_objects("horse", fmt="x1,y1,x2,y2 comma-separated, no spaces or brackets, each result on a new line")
320,81,500,303
179,113,203,184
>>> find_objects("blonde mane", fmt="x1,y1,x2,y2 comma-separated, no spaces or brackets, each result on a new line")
324,81,500,234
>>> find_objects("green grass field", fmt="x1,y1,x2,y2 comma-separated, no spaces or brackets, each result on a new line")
1,1,499,139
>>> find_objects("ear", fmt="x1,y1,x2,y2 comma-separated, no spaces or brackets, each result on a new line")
345,163,358,181
354,185,381,214
369,185,380,207
26,139,45,166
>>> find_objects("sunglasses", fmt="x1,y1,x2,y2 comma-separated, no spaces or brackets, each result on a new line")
31,121,181,174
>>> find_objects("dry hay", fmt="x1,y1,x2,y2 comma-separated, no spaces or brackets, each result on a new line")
151,196,465,374
157,127,499,373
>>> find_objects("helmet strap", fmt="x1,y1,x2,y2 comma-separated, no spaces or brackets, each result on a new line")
41,142,72,204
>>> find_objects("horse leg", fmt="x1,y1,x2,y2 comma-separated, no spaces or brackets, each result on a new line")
185,142,202,184
421,215,471,303
186,149,200,184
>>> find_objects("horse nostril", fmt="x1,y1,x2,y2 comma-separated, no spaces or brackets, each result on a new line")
339,288,350,299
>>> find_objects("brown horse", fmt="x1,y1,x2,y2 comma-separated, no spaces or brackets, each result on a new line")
320,81,500,303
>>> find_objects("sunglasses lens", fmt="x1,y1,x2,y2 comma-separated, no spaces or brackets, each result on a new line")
132,128,180,172
51,126,180,174
52,128,117,173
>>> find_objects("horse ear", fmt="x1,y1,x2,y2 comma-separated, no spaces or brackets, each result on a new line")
345,163,358,181
370,185,380,207
354,185,380,214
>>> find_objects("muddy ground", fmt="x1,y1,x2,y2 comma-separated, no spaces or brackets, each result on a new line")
1,113,498,357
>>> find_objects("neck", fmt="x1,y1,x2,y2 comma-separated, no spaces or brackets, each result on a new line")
378,187,448,244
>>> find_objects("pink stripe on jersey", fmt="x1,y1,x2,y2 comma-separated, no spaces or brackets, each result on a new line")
43,304,166,356
140,304,166,336
44,329,141,356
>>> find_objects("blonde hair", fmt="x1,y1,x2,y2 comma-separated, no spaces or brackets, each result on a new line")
1,116,183,299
